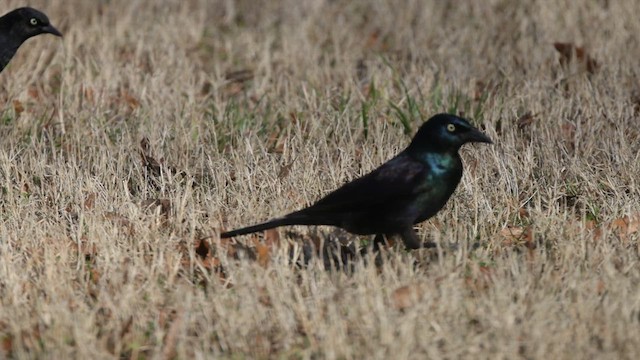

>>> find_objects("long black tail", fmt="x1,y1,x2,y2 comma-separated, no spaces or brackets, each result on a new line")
221,216,303,238
221,208,340,238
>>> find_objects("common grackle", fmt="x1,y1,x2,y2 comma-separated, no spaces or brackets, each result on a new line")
0,7,62,73
221,113,492,249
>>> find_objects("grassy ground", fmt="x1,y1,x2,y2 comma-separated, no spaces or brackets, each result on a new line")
1,0,639,358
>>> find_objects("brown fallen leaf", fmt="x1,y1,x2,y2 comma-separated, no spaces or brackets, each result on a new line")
103,212,135,236
89,268,101,285
365,28,382,49
120,89,140,111
560,122,577,151
140,198,171,219
82,85,95,104
499,226,533,247
609,213,640,241
252,235,273,268
278,159,296,179
356,58,369,93
194,239,210,259
222,82,245,97
2,334,13,356
139,137,163,177
267,131,286,154
595,279,606,296
583,219,603,241
12,99,24,115
138,138,183,185
180,238,225,282
161,310,183,360
257,286,272,307
21,181,30,195
200,80,213,96
473,80,486,101
553,42,599,74
84,192,97,210
465,264,494,293
224,69,254,83
516,112,535,130
27,85,40,99
392,284,423,311
263,228,280,248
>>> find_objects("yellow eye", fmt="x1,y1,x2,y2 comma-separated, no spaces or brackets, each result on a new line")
30,18,38,26
447,124,456,132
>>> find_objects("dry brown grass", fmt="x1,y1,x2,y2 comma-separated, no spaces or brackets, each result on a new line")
1,0,639,358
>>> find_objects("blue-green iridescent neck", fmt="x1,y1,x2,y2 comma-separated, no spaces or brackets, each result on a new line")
417,152,458,176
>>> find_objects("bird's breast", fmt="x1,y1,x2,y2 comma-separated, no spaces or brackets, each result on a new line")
411,153,463,222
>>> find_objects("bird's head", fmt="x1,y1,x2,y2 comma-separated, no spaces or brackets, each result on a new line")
408,113,492,154
4,7,62,41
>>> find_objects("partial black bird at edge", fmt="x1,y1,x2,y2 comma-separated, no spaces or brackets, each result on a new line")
0,7,62,73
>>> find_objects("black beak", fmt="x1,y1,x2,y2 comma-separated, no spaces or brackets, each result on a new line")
43,24,62,37
468,128,493,144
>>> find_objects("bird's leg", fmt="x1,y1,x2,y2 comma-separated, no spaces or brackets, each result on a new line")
372,233,388,251
400,228,422,249
399,228,437,250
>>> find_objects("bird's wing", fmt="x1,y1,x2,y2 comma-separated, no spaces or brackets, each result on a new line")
289,152,428,217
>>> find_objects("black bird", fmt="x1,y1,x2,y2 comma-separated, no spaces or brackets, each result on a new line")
0,7,62,73
222,113,492,249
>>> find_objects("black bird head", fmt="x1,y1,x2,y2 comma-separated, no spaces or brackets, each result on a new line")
407,113,492,154
1,7,62,42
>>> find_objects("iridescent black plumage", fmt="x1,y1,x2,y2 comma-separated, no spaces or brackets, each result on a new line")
0,7,62,73
222,113,492,249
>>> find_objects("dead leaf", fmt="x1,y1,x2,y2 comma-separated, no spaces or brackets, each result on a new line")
364,28,390,51
609,213,640,241
253,240,271,268
392,284,423,310
225,69,254,83
289,112,299,125
473,80,487,101
278,159,295,179
140,198,171,219
83,85,95,104
121,90,140,110
263,229,280,248
12,100,24,115
560,122,577,150
584,220,603,241
356,58,370,96
200,80,213,96
84,193,97,210
139,138,162,177
27,86,40,99
516,112,535,130
258,286,272,307
596,279,606,295
103,212,135,236
120,316,133,339
267,131,285,154
222,82,244,97
499,226,533,246
193,238,223,271
89,268,101,285
465,264,494,293
2,335,12,355
195,239,210,259
161,310,183,360
138,138,181,181
553,42,599,74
